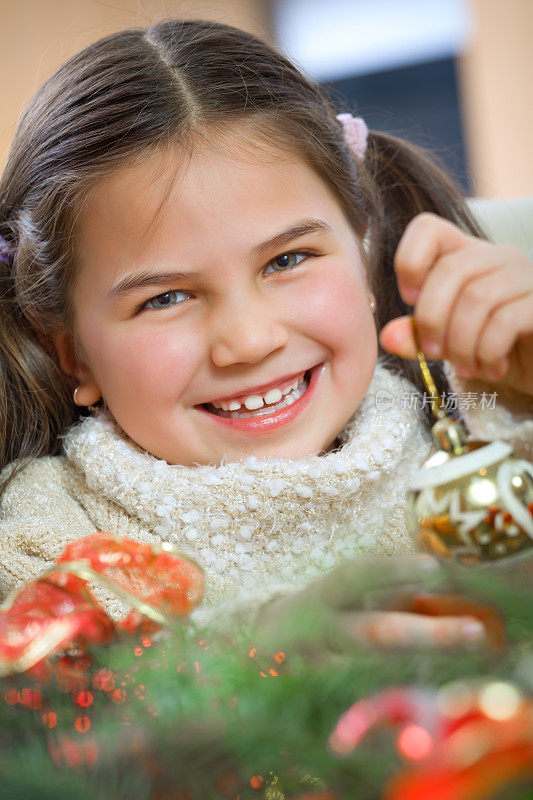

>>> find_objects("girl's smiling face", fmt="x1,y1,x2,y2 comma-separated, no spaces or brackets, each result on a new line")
59,138,378,465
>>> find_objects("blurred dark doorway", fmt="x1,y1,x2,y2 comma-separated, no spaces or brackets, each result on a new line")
324,56,471,194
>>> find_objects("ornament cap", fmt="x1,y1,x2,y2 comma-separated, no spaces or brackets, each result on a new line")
431,417,470,456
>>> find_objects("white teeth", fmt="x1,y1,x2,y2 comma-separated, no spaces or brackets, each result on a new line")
282,381,298,396
243,395,264,411
208,374,309,419
210,373,305,411
284,386,303,405
264,387,283,405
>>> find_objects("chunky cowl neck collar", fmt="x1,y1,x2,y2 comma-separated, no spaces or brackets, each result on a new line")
63,359,433,603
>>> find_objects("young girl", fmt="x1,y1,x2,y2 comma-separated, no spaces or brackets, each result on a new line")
0,19,532,654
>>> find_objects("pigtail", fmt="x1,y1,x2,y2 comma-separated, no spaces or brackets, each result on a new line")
0,230,76,494
362,131,489,426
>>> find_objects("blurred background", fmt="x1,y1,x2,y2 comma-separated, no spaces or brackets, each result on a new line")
0,0,531,197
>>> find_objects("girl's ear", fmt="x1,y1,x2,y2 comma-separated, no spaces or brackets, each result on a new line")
50,328,102,406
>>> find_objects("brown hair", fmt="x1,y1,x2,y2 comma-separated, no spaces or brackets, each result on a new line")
0,17,487,491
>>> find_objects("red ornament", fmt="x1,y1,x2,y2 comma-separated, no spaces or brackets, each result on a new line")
73,690,93,708
330,680,533,800
111,688,127,704
74,715,92,733
42,710,58,728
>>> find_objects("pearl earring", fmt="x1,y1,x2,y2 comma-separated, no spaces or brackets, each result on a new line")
73,386,103,412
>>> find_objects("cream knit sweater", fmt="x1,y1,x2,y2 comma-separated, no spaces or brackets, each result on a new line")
1,359,532,630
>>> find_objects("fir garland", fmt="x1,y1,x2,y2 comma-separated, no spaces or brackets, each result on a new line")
1,565,533,800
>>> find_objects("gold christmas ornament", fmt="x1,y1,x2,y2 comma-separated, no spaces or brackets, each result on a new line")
406,320,533,566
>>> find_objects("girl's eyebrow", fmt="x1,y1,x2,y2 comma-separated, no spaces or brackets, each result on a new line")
106,217,333,301
250,218,333,258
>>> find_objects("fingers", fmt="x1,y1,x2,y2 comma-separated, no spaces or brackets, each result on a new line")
382,220,533,387
379,315,420,360
475,294,533,370
336,611,486,651
315,554,441,610
411,592,507,652
394,212,474,303
257,603,486,662
414,249,533,372
444,268,526,377
412,243,513,356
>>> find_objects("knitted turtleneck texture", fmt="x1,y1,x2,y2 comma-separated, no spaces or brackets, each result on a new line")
62,360,432,618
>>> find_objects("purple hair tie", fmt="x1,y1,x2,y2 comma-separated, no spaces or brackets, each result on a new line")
336,113,369,160
0,234,14,267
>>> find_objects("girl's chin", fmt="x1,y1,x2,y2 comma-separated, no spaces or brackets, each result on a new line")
213,437,334,463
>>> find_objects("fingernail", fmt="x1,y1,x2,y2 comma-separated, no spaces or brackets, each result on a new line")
420,340,441,359
402,287,420,305
462,620,485,642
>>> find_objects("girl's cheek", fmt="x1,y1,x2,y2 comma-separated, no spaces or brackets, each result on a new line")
126,329,200,383
86,319,201,396
298,268,369,346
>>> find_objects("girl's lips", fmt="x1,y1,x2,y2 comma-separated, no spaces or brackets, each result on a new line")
194,363,324,435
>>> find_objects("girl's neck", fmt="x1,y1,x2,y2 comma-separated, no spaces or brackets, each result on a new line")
323,435,342,455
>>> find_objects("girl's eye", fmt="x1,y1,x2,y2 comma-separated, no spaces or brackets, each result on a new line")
143,290,189,311
263,251,311,276
140,251,313,313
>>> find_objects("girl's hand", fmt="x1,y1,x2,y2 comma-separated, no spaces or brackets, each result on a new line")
255,555,486,662
379,213,533,397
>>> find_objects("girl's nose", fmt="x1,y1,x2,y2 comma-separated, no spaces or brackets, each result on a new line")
209,299,289,368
